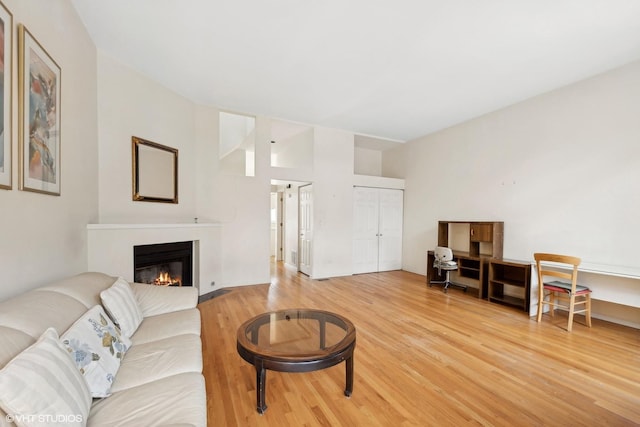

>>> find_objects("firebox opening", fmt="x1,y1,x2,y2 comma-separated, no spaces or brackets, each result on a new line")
133,241,193,286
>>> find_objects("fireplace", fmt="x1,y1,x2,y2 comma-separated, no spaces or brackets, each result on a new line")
133,241,193,286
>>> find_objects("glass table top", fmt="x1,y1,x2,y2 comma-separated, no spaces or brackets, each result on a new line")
237,309,355,358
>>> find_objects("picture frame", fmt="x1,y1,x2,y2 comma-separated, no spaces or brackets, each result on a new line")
18,24,61,195
0,1,12,190
132,136,178,204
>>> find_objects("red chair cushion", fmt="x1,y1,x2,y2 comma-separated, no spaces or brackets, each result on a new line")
544,280,591,294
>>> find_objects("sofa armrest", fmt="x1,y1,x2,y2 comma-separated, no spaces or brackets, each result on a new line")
130,283,198,317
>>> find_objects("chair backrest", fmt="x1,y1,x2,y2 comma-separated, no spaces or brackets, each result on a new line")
534,252,580,290
434,246,454,262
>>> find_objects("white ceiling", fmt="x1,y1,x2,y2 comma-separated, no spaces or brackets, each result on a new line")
71,0,640,142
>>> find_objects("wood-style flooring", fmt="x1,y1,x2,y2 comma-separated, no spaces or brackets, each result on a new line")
199,263,640,426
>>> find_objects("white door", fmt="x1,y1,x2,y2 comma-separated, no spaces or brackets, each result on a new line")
377,188,403,272
298,184,313,276
353,187,403,274
353,187,380,274
270,193,277,257
276,191,284,261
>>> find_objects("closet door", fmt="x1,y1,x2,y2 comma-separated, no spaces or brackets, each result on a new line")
353,187,403,274
353,187,379,274
377,188,403,272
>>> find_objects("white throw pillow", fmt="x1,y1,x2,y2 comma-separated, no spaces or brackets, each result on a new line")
100,277,144,338
0,327,91,427
61,305,132,397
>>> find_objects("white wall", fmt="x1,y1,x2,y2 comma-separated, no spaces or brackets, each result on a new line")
194,105,270,289
388,60,640,274
271,128,313,169
97,53,197,223
385,60,640,326
354,147,382,176
95,56,272,289
0,0,98,300
219,111,255,158
311,127,355,279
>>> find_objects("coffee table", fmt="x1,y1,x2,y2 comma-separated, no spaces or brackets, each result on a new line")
236,308,356,414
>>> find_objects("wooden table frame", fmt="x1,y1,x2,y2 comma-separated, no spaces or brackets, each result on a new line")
236,309,356,414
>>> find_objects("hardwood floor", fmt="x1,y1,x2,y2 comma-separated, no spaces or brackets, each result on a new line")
200,263,640,426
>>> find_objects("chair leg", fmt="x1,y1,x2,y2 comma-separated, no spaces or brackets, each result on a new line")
567,294,576,332
430,270,466,293
441,271,452,293
429,272,447,289
585,294,592,328
549,291,555,318
536,288,545,322
443,271,450,293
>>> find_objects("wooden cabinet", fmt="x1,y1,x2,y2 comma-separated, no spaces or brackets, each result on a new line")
488,259,531,312
470,223,492,242
436,221,503,258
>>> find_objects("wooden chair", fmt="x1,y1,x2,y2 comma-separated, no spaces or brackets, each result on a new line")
534,253,592,332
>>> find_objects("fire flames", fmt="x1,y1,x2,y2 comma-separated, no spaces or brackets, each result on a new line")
154,272,181,286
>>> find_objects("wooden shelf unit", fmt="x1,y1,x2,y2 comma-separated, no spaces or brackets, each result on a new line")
426,251,488,299
437,221,504,258
457,256,481,280
488,259,531,312
427,221,504,298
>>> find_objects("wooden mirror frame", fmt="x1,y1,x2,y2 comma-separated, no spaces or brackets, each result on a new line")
132,136,178,203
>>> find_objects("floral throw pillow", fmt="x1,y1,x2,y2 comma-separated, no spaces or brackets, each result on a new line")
61,305,131,397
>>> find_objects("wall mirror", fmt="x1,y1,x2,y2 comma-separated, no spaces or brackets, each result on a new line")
132,136,178,203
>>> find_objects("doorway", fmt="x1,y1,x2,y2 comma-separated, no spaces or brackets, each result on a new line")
270,180,310,273
270,192,284,261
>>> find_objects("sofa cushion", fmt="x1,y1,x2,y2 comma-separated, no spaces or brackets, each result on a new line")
100,278,144,338
0,291,88,340
110,334,202,393
89,372,206,427
61,306,131,398
130,308,201,346
38,272,117,309
0,327,35,368
0,273,118,367
0,272,206,427
0,328,91,427
130,282,198,317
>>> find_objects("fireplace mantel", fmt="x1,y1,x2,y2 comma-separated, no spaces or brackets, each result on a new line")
87,223,220,230
87,223,222,295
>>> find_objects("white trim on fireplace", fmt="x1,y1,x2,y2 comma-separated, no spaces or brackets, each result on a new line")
87,223,220,230
87,223,222,296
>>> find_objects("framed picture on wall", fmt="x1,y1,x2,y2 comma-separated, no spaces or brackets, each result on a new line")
18,24,62,195
132,136,179,204
0,1,12,190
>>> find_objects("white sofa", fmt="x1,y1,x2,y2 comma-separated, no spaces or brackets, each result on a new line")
0,272,206,426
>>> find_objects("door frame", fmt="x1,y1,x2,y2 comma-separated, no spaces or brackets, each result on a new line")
298,183,313,276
